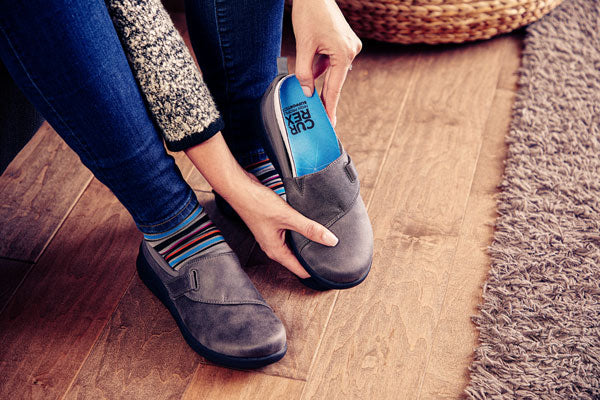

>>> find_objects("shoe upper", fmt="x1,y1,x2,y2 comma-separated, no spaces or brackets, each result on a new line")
260,72,374,286
140,242,286,358
286,151,374,283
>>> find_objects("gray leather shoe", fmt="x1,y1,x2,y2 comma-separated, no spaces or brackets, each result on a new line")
136,241,287,368
259,61,374,290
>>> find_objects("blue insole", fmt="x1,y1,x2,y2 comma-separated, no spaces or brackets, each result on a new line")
278,76,341,177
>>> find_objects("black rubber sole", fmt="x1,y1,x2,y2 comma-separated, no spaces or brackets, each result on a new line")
136,246,287,369
287,232,371,291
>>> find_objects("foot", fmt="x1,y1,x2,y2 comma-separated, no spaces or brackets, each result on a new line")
138,206,287,368
214,153,286,219
243,156,286,200
143,204,228,269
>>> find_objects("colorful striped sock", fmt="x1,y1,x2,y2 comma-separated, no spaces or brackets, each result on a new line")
143,205,230,270
244,157,286,200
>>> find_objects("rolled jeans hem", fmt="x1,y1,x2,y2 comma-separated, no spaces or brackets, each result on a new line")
136,189,199,234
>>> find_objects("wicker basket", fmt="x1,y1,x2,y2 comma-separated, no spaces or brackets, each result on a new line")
292,0,563,44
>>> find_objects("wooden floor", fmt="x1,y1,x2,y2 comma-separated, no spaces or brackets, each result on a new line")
0,14,523,400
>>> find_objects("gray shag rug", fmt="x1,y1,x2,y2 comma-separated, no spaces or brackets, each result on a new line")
466,0,600,399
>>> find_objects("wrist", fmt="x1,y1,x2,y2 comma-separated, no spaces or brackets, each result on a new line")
184,132,254,201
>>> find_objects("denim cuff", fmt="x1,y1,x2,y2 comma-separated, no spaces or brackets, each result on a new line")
136,190,199,234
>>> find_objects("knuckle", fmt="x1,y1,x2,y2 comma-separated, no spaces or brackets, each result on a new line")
342,37,362,60
295,70,312,83
260,245,275,260
343,50,355,64
355,39,363,54
304,222,319,239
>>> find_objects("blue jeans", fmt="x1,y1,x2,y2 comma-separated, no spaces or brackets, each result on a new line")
0,0,283,234
185,0,284,164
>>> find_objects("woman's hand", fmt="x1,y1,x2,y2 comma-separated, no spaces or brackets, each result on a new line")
229,172,338,279
185,133,338,278
292,0,362,127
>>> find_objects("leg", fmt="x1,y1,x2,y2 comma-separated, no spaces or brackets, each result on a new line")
0,0,197,233
0,0,286,368
183,0,284,164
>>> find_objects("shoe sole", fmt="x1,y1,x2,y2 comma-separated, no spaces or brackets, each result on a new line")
136,245,287,369
261,77,371,291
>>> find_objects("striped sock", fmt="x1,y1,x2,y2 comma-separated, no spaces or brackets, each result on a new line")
244,157,286,200
143,205,230,269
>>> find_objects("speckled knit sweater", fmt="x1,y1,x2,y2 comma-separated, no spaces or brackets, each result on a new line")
105,0,223,151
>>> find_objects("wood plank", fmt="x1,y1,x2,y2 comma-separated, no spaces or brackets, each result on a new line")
240,251,338,380
0,122,92,262
301,37,507,400
183,364,304,400
64,275,200,400
374,40,505,237
418,35,522,399
0,258,32,315
0,179,140,399
232,39,421,381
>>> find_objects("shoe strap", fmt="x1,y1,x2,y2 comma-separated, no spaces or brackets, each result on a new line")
164,253,270,307
166,271,196,298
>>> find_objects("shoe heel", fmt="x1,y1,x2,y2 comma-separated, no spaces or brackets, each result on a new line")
136,247,170,304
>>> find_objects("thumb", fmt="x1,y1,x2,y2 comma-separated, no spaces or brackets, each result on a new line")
286,211,338,247
295,42,316,98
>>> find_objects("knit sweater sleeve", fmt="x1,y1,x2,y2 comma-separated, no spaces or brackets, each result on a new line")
105,0,223,151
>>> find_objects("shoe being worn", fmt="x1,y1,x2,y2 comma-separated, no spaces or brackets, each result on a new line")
259,58,374,291
136,241,287,368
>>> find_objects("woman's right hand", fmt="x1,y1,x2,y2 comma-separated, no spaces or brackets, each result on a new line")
228,171,338,279
185,133,338,278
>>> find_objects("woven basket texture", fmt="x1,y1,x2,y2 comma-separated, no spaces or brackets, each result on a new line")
288,0,564,44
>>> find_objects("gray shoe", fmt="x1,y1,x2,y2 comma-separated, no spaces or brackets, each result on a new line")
259,62,374,291
136,241,287,368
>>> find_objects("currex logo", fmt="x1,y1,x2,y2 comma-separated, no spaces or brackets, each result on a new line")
283,101,315,135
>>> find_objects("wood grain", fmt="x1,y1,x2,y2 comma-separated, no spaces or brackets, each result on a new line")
301,37,507,400
0,122,92,262
64,276,200,400
0,179,139,399
418,35,522,399
182,364,304,400
418,91,515,400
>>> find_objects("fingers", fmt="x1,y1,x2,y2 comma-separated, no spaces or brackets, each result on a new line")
267,245,311,279
295,41,316,98
322,62,349,128
283,208,338,247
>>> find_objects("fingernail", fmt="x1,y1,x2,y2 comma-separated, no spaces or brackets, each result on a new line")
301,85,312,97
323,230,339,246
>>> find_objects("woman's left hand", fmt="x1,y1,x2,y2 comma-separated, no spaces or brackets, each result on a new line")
291,0,362,127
